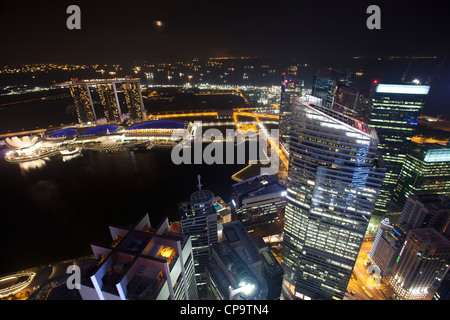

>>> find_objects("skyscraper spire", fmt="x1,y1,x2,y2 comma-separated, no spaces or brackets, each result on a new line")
197,174,202,191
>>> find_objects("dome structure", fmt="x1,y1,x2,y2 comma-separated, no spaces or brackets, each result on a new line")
5,136,39,150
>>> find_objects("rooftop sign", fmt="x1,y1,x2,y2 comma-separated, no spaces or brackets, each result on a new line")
375,84,430,95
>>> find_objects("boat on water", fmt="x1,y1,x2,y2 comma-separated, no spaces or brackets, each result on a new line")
60,147,81,155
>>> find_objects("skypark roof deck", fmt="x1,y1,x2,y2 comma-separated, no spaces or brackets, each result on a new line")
54,77,142,87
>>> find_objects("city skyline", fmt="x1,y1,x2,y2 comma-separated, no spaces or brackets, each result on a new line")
1,0,450,305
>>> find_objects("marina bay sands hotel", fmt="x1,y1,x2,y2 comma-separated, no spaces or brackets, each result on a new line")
56,77,147,124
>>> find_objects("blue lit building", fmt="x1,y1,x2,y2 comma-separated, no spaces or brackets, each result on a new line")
45,128,78,139
79,125,120,136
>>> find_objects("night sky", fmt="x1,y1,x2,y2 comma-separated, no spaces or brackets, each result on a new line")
1,0,449,64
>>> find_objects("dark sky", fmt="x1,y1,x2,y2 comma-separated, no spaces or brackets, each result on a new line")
0,0,449,64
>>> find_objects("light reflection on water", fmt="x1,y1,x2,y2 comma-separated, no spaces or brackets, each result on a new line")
18,158,48,173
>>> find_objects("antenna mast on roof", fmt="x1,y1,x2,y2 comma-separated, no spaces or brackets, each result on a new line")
197,174,202,191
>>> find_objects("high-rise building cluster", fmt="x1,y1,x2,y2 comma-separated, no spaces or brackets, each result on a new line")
73,63,449,301
369,194,450,299
57,78,146,124
275,64,449,300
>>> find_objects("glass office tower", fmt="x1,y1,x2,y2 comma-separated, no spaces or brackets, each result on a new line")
393,143,450,208
279,69,302,153
311,68,355,109
281,97,384,300
369,83,430,214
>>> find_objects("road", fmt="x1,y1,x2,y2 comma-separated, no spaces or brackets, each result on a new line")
1,257,95,300
345,241,394,300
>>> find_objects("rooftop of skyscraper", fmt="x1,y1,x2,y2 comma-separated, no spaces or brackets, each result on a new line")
296,96,378,140
231,174,286,201
80,214,190,300
223,221,262,266
407,194,450,210
408,227,450,248
208,221,268,300
191,189,215,205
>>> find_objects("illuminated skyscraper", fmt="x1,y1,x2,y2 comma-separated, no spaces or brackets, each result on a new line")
97,83,121,123
122,81,146,121
311,68,355,109
368,83,430,214
393,143,450,208
280,97,384,300
332,84,359,118
68,83,96,123
178,176,218,299
311,68,339,109
389,228,450,300
279,68,302,153
368,218,403,278
57,78,146,124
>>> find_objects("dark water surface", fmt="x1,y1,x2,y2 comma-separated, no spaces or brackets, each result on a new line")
0,146,245,275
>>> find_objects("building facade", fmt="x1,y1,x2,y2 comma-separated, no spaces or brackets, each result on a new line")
206,220,268,300
69,84,96,123
397,194,450,237
280,97,384,300
332,84,359,118
389,228,450,300
368,218,403,277
368,83,430,214
311,68,355,109
231,174,286,236
394,143,450,208
279,69,302,153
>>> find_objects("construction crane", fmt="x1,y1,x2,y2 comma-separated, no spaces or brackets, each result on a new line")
427,56,446,86
401,57,414,83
